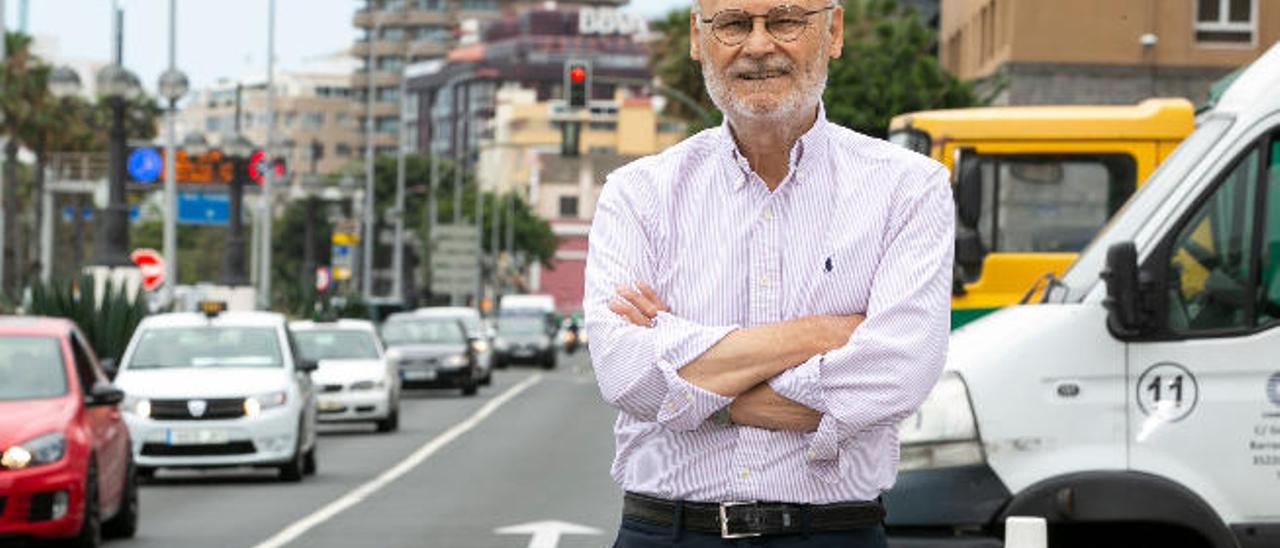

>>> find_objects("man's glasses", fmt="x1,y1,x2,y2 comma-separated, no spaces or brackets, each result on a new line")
699,4,836,46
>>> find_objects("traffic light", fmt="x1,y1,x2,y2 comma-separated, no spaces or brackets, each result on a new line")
565,60,590,109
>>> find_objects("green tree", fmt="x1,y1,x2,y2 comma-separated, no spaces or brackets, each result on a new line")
647,0,979,138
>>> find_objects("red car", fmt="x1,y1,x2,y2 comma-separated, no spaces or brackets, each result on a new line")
0,317,138,547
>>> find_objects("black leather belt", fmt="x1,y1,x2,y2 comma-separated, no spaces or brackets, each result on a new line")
623,491,886,539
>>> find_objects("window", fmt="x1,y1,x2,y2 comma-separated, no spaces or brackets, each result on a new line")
376,116,400,134
377,86,401,102
975,154,1137,254
1195,0,1254,44
559,196,579,218
128,327,284,369
302,112,325,130
377,56,403,72
1260,138,1280,325
1166,143,1261,331
0,336,68,401
294,330,380,361
381,27,405,41
416,0,445,9
70,334,100,392
336,143,353,157
459,0,497,10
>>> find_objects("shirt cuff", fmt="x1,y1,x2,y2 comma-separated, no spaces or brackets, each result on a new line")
650,311,738,431
767,354,828,413
804,414,844,483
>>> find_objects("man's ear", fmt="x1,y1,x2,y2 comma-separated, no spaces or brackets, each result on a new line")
828,5,845,59
690,8,703,62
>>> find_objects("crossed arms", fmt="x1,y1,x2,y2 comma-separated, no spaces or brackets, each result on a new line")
584,166,954,448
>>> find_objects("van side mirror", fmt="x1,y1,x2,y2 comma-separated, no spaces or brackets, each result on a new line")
955,150,983,230
1101,241,1152,337
297,359,320,373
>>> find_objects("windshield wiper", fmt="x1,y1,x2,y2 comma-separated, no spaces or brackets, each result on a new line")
1019,272,1067,305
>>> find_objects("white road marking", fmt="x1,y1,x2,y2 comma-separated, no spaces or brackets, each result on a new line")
251,373,545,548
495,520,602,548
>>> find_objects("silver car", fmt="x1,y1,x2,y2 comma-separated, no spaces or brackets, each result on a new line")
407,307,493,385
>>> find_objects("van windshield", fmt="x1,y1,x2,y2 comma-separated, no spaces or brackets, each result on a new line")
1054,117,1233,301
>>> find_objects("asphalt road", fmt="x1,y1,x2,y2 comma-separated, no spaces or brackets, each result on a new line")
104,349,624,548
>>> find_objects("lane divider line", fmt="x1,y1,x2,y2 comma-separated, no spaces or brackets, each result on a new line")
251,373,546,548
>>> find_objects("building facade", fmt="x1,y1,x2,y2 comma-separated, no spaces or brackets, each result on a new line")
350,0,627,158
174,71,363,185
940,0,1280,104
477,86,685,313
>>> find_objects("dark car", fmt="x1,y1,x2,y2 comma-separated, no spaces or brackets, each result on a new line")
380,315,481,397
494,317,557,370
0,317,138,547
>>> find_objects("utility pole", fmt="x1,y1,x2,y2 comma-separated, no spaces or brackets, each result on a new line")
1,0,8,293
392,66,408,303
361,12,382,300
259,0,276,310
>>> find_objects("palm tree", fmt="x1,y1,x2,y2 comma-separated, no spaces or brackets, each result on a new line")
0,32,49,294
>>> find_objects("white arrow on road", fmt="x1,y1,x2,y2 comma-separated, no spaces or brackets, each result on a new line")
495,520,603,548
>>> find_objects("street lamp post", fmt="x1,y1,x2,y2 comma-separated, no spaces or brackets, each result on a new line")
259,0,277,310
222,133,254,286
159,0,189,303
40,66,83,283
93,64,142,267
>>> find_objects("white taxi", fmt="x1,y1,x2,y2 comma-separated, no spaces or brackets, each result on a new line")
289,319,400,432
112,303,319,482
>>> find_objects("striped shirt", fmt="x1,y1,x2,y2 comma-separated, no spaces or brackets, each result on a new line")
584,104,953,504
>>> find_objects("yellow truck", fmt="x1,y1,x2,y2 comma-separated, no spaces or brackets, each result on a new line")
889,99,1195,328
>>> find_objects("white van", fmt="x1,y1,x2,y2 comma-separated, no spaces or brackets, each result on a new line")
885,43,1280,548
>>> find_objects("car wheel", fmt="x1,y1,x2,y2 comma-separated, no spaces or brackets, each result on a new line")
136,466,156,482
376,404,399,432
302,445,318,476
68,461,103,547
541,354,556,370
102,456,139,539
494,357,508,370
461,380,478,397
481,370,493,386
279,428,307,482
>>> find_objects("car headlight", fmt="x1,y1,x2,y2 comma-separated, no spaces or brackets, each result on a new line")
443,354,469,367
471,340,490,354
244,391,288,417
1,432,67,470
897,372,984,472
123,396,152,418
350,379,387,391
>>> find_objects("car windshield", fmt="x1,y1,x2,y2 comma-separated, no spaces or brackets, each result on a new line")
128,327,284,369
0,336,68,401
381,320,465,346
294,329,380,361
499,319,546,336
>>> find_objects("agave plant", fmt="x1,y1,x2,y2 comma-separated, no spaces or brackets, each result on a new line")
27,275,149,363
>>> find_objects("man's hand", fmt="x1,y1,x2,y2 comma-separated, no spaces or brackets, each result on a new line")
730,384,822,432
608,281,668,326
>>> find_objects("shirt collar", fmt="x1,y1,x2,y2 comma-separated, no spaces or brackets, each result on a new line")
717,101,830,193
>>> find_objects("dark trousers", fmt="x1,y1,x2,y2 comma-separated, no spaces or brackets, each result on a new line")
612,516,888,547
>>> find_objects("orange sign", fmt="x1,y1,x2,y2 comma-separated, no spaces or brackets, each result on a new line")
174,150,236,184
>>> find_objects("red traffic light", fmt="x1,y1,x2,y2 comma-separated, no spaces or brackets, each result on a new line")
570,66,587,84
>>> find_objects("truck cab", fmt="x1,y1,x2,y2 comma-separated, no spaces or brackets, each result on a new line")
884,43,1280,548
890,99,1195,328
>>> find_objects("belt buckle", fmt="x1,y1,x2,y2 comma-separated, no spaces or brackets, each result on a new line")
719,501,764,539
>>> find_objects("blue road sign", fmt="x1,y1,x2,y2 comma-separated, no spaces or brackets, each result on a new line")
60,206,141,222
177,192,231,225
128,147,164,183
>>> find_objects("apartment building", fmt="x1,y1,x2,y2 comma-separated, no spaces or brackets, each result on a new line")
350,0,627,158
940,0,1280,104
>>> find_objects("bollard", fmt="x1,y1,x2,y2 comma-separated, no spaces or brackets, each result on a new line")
1004,516,1048,548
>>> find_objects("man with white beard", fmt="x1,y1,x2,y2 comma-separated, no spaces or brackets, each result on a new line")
584,1,954,545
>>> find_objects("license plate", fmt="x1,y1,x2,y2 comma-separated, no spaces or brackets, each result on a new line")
404,370,437,381
513,349,534,357
166,429,229,446
318,399,344,412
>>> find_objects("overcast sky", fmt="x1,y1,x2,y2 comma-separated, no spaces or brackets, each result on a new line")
7,0,692,97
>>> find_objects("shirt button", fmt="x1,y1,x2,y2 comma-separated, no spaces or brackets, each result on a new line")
763,209,774,222
807,450,818,461
739,468,750,481
759,276,769,287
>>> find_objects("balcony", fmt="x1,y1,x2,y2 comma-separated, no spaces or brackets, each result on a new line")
408,40,450,58
350,71,403,88
351,40,408,58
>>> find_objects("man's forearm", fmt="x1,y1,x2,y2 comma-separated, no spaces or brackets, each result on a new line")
729,384,822,432
676,315,857,397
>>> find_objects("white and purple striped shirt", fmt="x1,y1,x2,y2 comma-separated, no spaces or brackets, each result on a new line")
584,104,953,504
